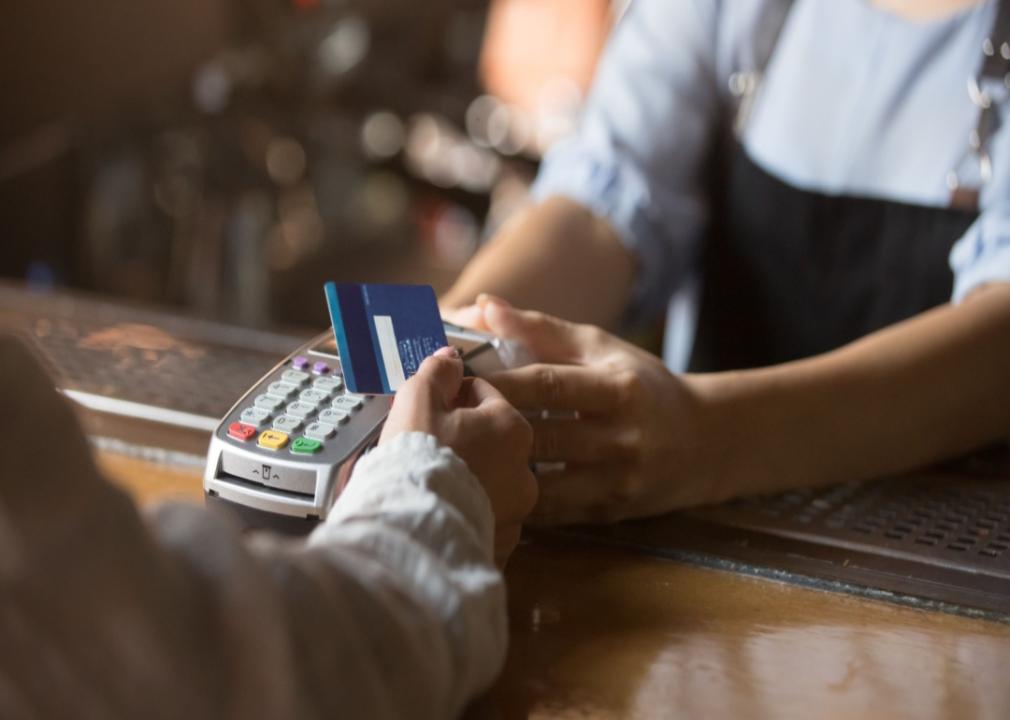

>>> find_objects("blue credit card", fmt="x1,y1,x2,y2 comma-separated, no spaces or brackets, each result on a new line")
324,281,448,394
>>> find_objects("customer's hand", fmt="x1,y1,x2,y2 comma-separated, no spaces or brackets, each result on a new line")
0,336,108,523
381,346,537,565
477,299,727,526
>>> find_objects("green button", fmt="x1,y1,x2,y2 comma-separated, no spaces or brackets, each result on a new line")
291,436,322,455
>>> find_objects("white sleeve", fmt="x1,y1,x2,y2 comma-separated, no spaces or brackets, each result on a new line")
303,431,505,719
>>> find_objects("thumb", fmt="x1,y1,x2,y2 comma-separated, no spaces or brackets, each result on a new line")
478,296,584,364
405,345,464,407
441,303,490,332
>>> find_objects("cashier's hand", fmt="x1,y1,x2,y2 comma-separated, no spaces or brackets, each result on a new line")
381,346,537,566
477,298,721,526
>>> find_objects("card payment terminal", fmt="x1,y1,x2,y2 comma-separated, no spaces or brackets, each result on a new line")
203,323,526,534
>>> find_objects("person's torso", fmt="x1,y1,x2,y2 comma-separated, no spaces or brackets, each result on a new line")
672,0,1006,371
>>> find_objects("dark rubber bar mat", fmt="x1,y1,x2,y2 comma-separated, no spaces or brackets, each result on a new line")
543,462,1010,624
0,282,303,422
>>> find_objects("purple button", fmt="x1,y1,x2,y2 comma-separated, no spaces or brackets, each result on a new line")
292,356,310,370
312,361,330,375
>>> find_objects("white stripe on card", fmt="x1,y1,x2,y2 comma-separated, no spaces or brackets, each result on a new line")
373,315,407,391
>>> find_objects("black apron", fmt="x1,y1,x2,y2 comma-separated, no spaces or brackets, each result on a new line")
687,1,1008,372
688,145,978,371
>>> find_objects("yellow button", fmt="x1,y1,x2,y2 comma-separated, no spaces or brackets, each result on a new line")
257,429,289,451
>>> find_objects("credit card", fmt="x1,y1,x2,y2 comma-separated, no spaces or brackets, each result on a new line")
324,281,448,394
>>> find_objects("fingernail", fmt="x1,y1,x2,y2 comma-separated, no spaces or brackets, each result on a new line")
476,293,511,309
434,345,460,359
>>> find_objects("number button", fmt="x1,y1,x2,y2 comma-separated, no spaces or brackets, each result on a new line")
240,407,271,428
272,415,303,433
332,395,364,411
299,389,328,406
282,369,310,387
313,376,343,394
285,401,317,419
318,408,349,426
266,381,298,399
254,394,285,411
304,421,336,440
257,429,289,451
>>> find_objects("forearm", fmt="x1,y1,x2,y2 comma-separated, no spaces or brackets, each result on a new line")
701,284,1010,498
442,196,634,329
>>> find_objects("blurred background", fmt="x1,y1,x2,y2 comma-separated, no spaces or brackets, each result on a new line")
1,0,625,331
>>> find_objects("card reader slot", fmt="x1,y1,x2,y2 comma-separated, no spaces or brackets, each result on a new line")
206,492,320,535
213,469,315,499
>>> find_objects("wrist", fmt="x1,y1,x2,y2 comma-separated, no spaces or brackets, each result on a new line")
700,360,859,501
685,369,788,504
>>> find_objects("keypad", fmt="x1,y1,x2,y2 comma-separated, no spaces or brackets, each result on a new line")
304,421,336,440
281,369,311,387
240,407,272,428
266,381,298,399
299,389,329,406
285,401,317,419
257,429,289,451
318,408,349,426
272,415,303,434
254,394,285,411
232,364,356,454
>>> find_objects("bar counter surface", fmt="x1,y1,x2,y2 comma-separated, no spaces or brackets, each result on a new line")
98,452,1010,720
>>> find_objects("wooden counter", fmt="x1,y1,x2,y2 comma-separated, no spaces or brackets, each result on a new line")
100,449,1010,720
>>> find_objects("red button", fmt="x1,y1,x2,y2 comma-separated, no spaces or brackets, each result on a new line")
228,422,257,441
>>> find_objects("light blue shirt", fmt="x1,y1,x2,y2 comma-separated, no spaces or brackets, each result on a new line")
531,0,1010,369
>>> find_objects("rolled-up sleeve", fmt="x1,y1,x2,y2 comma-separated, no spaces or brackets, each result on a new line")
950,100,1010,302
950,204,1010,302
530,0,723,321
